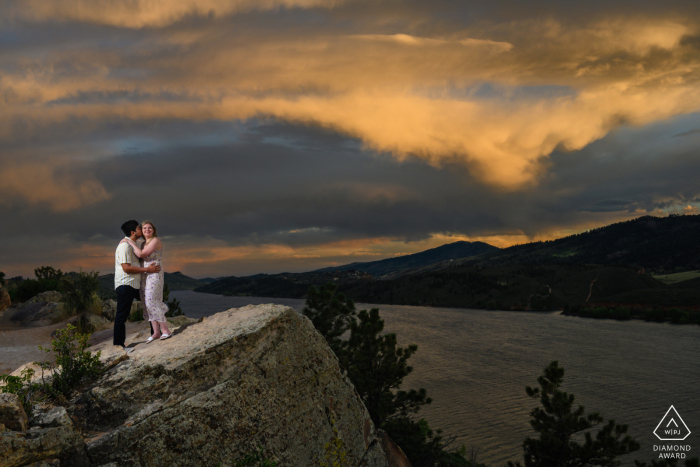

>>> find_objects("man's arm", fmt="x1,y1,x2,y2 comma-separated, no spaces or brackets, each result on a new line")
122,263,161,274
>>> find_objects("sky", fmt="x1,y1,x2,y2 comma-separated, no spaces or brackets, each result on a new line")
1,0,700,279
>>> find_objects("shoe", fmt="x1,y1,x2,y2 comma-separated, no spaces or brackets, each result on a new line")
146,337,155,344
160,334,172,340
124,347,135,354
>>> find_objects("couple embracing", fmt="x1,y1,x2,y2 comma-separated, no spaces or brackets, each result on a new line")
113,220,172,352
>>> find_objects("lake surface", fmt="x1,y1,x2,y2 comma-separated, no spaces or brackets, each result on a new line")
171,290,700,466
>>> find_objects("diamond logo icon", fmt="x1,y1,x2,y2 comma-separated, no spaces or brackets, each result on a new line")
654,406,691,441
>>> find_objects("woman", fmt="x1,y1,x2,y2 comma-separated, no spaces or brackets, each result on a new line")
120,220,172,342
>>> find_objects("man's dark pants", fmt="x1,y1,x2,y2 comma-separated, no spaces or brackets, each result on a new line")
114,285,141,347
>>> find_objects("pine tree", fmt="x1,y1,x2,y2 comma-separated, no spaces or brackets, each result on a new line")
302,283,355,358
343,308,431,426
303,283,470,467
509,361,640,467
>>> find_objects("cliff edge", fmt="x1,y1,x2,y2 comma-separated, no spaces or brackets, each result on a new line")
2,304,405,466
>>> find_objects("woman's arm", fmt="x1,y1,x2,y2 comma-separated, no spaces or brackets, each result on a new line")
120,238,161,258
140,238,161,256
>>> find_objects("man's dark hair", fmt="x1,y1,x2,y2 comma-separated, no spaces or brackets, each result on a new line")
121,220,140,237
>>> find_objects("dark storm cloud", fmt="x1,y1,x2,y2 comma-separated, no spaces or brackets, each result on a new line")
3,112,700,277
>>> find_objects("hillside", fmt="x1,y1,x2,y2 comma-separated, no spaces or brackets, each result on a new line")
195,214,700,310
466,214,700,272
98,271,206,298
314,240,498,278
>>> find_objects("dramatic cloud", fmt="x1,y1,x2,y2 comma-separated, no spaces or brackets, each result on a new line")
1,0,700,276
3,0,352,28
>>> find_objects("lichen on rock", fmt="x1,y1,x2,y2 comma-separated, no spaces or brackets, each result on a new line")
66,304,391,466
0,304,405,466
0,394,28,432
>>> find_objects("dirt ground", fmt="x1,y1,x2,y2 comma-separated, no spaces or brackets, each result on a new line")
0,307,151,375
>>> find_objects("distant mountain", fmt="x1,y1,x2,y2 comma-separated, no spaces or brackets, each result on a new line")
195,214,700,311
313,241,499,278
469,214,700,272
198,277,220,284
98,271,206,299
164,272,208,290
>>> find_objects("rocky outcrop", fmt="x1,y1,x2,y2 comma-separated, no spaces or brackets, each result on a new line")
0,304,408,466
65,304,389,466
0,288,10,313
5,292,63,327
100,300,117,321
0,426,86,467
54,304,393,466
378,430,412,467
0,395,28,432
25,292,62,304
30,407,72,429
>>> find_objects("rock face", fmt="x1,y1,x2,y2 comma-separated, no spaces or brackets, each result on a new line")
25,292,62,304
0,394,28,432
0,288,10,313
101,300,117,321
30,407,73,429
5,291,63,326
0,426,86,467
64,304,392,466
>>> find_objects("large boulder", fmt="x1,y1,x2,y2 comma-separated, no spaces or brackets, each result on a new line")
66,304,392,466
0,426,86,467
6,291,63,326
101,300,117,321
30,407,73,429
0,394,28,432
25,292,62,304
0,288,10,313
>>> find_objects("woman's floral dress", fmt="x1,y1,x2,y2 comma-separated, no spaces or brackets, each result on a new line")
140,248,169,322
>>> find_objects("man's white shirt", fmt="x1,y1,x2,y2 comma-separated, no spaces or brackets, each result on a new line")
115,239,141,290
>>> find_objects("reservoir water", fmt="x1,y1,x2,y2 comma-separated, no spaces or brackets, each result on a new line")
171,290,700,466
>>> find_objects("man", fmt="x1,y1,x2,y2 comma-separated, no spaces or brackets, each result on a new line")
114,220,160,352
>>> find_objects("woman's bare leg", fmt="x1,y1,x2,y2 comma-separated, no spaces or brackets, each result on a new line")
150,320,162,339
158,321,171,336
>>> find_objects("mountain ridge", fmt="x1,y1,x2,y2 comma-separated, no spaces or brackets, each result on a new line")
195,214,700,310
312,240,499,278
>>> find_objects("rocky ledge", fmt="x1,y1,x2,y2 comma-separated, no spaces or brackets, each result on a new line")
1,304,409,467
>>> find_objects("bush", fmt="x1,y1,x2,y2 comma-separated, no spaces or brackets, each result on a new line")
128,306,145,322
12,279,57,303
35,266,63,282
612,307,631,320
36,323,102,397
163,284,184,318
644,308,666,322
60,270,100,317
8,266,64,303
668,308,683,324
0,368,43,416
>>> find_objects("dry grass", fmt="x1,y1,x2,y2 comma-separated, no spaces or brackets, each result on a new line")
652,270,700,284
